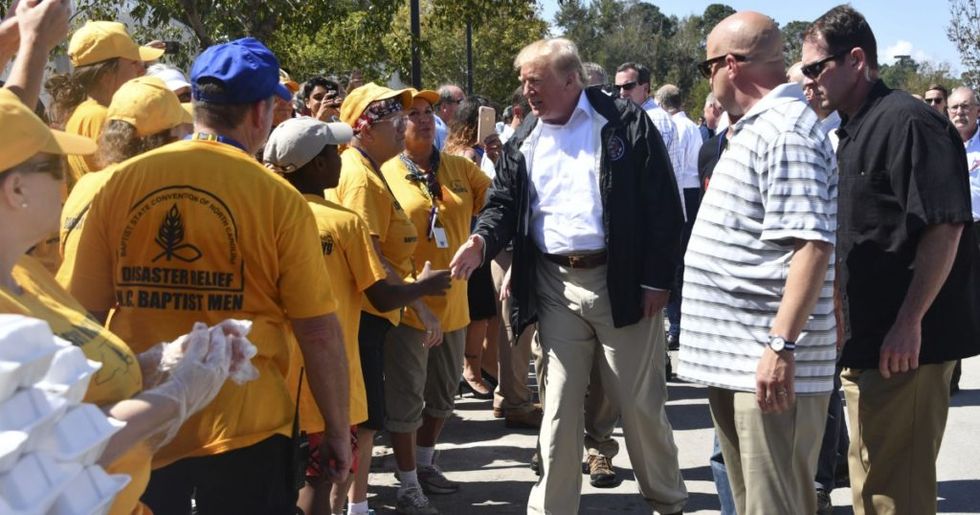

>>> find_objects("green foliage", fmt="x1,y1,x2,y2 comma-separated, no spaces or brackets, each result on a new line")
554,1,731,117
384,1,548,105
781,20,810,65
880,58,961,94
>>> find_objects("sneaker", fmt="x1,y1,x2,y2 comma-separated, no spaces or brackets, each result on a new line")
666,333,680,351
417,464,459,495
816,488,833,515
505,406,543,429
586,454,618,488
396,485,439,515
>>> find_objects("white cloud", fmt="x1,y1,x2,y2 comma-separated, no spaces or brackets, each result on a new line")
883,40,933,64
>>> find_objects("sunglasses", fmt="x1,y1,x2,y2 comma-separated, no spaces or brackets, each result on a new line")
614,81,638,92
925,97,945,105
801,50,849,79
698,54,748,79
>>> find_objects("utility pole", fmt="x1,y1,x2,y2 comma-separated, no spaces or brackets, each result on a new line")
410,0,422,88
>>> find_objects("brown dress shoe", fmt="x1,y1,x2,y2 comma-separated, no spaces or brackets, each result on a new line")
504,406,543,429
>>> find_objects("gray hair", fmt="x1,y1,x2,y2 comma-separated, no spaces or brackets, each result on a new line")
582,62,607,87
655,84,683,111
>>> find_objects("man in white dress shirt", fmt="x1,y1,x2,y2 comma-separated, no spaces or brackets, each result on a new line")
450,38,687,515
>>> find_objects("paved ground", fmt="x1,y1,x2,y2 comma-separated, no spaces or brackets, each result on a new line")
364,355,980,514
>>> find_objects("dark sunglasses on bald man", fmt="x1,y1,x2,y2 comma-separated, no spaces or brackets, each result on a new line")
697,54,749,79
801,49,850,79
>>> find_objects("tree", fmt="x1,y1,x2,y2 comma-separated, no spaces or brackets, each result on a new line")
699,3,736,39
781,20,810,65
948,0,980,86
384,1,549,105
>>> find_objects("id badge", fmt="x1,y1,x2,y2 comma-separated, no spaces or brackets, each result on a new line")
430,208,449,248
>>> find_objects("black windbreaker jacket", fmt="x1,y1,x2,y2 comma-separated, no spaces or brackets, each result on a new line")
475,86,683,339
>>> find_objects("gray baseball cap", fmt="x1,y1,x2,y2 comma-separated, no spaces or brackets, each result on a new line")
263,117,353,173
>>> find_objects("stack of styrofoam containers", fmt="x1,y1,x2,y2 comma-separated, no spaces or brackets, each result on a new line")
0,314,130,515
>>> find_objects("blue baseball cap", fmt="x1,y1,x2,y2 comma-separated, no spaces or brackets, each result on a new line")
190,37,292,104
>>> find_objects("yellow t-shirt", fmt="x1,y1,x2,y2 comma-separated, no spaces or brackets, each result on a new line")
64,98,108,188
58,138,338,468
2,256,149,515
381,153,491,332
327,147,418,326
58,167,117,286
286,195,387,433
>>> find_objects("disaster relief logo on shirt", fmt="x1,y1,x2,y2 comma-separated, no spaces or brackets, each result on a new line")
115,185,244,312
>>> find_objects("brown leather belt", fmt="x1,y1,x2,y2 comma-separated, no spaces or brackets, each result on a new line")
541,251,608,269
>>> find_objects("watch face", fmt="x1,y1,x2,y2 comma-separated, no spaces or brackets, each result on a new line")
769,336,785,352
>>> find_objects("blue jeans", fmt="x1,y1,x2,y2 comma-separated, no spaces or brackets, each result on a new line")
666,188,701,336
814,367,848,492
711,433,736,515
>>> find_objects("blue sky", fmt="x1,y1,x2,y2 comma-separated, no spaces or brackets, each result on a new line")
540,0,962,71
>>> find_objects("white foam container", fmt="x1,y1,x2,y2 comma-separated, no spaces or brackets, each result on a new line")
35,404,125,466
48,465,130,515
0,316,63,403
36,346,102,405
0,452,81,515
0,388,68,451
0,430,29,473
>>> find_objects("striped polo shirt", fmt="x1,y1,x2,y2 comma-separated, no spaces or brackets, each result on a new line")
677,82,838,395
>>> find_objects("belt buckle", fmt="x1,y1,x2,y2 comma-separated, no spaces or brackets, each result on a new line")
567,255,583,268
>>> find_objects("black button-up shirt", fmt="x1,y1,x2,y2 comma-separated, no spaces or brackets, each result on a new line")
836,80,980,369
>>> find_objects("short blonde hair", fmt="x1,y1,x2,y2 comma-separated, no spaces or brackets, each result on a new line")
514,38,586,87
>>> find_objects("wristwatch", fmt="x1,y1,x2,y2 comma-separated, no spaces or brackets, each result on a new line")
768,335,796,352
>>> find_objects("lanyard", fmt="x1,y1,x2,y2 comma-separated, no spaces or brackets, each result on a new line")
353,147,403,211
186,132,248,153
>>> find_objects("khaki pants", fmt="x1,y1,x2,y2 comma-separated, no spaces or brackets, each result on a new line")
583,359,620,458
841,363,955,515
708,388,829,515
491,250,544,415
383,326,466,433
527,260,686,515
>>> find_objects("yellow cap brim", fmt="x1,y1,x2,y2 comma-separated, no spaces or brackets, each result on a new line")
180,102,194,124
43,130,98,157
411,89,440,106
138,46,165,62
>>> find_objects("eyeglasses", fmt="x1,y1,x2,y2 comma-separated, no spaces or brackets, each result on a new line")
801,50,849,79
376,114,407,130
925,97,946,105
614,81,638,92
698,54,749,79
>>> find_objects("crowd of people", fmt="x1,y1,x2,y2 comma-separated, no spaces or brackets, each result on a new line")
1,0,978,514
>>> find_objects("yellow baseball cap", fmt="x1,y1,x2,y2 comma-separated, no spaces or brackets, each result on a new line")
279,69,300,93
408,88,440,106
68,21,165,67
339,82,411,128
0,89,96,172
107,76,193,137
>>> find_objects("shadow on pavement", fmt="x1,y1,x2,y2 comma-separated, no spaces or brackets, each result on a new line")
949,388,980,408
580,491,721,513
939,479,980,513
370,480,535,514
666,402,714,431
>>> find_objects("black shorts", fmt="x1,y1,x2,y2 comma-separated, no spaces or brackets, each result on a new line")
358,311,393,431
467,262,497,321
141,435,295,515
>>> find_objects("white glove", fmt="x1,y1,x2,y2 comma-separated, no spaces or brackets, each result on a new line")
143,322,231,449
157,319,258,385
